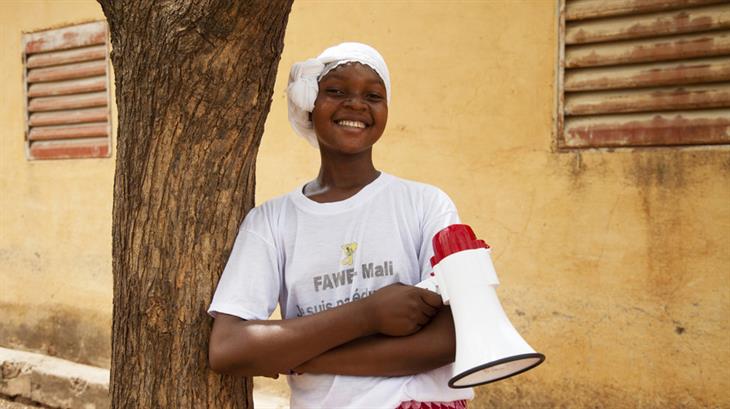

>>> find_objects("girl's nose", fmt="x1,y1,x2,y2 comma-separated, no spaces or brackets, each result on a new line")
343,95,367,110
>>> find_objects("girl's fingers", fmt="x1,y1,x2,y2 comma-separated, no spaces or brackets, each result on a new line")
417,311,432,326
419,302,437,318
418,289,443,309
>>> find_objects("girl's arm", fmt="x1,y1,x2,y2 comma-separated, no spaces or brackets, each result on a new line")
208,283,443,377
292,306,456,377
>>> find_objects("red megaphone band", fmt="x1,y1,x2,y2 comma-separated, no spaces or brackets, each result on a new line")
430,224,489,267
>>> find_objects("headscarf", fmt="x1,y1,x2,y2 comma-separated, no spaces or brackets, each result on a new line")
286,42,391,148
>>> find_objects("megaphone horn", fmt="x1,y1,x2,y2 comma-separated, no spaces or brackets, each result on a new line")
417,224,545,388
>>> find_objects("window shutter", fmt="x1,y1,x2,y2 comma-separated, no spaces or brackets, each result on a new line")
558,0,730,148
22,21,112,160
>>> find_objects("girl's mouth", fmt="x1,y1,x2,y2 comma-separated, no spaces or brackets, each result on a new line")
336,120,367,129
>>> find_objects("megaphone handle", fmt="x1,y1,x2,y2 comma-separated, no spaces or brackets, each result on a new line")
415,275,450,305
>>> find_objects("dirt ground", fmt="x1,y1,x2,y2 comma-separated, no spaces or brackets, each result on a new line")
0,398,37,409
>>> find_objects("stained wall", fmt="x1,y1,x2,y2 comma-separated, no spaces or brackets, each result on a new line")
0,1,113,368
0,1,727,407
257,2,730,407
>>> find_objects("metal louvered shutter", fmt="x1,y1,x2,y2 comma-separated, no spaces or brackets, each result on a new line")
22,21,112,160
558,0,730,148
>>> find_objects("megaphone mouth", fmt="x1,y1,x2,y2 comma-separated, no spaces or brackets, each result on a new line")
448,353,545,388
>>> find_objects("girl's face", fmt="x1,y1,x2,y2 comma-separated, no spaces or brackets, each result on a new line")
311,63,388,155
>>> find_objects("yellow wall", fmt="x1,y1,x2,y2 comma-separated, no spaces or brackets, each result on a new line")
260,2,730,407
0,1,113,368
1,1,728,407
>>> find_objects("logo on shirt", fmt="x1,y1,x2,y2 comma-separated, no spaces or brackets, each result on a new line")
341,242,358,266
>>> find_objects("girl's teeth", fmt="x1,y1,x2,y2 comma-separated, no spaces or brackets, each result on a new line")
337,120,366,128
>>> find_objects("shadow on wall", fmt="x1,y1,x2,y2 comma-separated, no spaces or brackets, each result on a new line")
0,303,111,369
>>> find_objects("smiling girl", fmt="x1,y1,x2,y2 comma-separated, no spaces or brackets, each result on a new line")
208,42,474,409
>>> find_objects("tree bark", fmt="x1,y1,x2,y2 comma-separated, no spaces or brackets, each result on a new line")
97,1,292,407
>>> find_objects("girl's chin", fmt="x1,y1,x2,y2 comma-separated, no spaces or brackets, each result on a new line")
318,141,376,155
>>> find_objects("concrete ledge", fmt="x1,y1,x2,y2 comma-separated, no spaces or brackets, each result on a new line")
1,348,288,408
0,399,37,409
252,377,290,409
0,347,109,409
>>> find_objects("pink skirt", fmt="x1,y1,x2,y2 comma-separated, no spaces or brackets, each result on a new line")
396,400,468,409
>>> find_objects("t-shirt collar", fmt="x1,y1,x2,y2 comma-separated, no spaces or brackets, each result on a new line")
290,171,394,214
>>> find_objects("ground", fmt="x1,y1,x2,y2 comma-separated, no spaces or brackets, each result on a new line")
0,398,36,409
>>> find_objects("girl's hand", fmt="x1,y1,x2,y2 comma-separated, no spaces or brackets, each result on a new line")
364,283,443,336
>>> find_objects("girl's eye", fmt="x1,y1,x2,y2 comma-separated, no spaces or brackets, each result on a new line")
367,93,384,102
326,88,345,96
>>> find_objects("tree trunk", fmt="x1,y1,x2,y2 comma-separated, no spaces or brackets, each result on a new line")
97,1,292,407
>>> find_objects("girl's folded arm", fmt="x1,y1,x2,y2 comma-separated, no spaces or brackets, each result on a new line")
209,299,373,377
208,283,441,377
293,306,456,377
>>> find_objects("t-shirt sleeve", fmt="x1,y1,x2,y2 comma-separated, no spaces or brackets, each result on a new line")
208,209,281,321
419,188,461,281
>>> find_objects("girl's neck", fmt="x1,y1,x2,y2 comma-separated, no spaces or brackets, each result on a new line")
303,149,380,202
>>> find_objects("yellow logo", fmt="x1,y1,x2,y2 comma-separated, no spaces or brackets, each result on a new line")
341,242,358,266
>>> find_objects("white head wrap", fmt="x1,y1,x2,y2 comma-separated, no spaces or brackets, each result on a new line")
286,42,391,148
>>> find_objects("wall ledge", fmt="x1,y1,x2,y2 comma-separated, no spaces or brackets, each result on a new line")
0,346,108,409
0,347,289,408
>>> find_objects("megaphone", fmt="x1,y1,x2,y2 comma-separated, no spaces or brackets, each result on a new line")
417,224,544,388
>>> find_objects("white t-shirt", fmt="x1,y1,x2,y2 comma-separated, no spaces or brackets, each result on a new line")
208,172,474,408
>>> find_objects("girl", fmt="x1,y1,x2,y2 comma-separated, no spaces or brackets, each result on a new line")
208,42,474,409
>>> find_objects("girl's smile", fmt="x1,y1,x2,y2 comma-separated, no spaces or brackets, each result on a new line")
336,120,367,129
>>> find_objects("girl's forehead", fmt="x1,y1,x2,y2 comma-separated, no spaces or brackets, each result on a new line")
320,62,385,86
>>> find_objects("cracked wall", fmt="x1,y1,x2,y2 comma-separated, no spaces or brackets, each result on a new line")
255,2,729,407
1,1,728,408
0,1,114,368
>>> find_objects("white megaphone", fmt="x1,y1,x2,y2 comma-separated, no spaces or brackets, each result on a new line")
417,224,544,388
